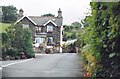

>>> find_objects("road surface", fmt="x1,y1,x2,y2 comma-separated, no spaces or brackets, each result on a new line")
2,53,84,78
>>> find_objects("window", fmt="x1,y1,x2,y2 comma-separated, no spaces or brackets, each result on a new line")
48,37,53,43
47,25,53,32
22,24,29,28
36,27,41,32
35,37,45,43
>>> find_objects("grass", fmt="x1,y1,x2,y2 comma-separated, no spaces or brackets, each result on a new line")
0,23,11,33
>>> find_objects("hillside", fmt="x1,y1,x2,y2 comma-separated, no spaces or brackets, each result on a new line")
0,23,11,33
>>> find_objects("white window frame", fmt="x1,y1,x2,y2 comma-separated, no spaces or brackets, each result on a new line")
22,24,29,28
47,25,53,32
35,37,45,43
36,27,41,32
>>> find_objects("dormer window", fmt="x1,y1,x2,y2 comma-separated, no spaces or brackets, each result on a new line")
22,24,29,28
47,25,53,32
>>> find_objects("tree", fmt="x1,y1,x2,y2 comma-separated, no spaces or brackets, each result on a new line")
41,13,55,17
63,22,83,41
63,25,70,31
2,24,35,59
21,28,34,58
71,22,82,30
0,6,2,22
2,5,18,23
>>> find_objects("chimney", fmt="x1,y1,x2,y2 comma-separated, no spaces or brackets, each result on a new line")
18,9,24,19
57,8,62,18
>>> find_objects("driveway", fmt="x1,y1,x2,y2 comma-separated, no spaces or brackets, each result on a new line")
2,53,84,78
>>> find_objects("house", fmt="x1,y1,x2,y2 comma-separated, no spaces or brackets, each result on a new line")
15,8,63,53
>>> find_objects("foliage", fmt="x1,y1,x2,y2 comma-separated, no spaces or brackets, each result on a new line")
63,22,82,41
2,5,18,23
79,2,120,77
41,13,55,17
62,43,76,53
0,23,11,33
81,44,101,77
2,24,35,60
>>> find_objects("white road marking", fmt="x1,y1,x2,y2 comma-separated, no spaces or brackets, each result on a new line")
2,58,34,68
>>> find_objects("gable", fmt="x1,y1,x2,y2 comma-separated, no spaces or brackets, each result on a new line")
29,16,62,26
43,20,57,26
15,15,37,25
15,15,63,26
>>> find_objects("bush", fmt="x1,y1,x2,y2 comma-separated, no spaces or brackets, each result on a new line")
81,44,101,77
2,24,35,60
21,28,35,58
79,2,120,77
6,48,18,57
26,52,35,58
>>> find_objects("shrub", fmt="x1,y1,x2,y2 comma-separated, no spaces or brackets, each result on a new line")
21,28,35,58
6,48,18,57
80,2,120,77
2,24,35,60
81,44,101,77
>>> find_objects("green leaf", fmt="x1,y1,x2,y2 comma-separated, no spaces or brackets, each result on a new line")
109,53,116,58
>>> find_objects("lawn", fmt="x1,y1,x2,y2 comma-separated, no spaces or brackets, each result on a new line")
0,23,11,33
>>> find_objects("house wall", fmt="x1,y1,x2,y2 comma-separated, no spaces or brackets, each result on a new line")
45,22,60,45
17,17,61,53
18,18,60,45
18,17,36,42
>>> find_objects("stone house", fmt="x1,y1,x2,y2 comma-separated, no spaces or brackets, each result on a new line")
15,8,63,53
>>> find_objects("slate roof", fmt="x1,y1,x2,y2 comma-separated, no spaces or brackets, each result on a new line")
28,16,63,26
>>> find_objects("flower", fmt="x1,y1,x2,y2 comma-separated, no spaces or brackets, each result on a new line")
87,66,90,71
86,72,90,77
90,62,95,66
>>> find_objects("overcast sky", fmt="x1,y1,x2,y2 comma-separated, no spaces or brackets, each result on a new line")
1,0,91,25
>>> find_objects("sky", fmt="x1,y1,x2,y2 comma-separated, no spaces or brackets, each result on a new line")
0,0,91,25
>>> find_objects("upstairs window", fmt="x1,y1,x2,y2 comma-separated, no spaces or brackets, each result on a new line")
47,25,53,32
22,24,29,28
36,27,41,32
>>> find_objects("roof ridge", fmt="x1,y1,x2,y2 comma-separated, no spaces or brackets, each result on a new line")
29,16,41,18
29,16,56,18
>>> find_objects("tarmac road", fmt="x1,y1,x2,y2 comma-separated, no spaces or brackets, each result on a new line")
2,53,84,78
